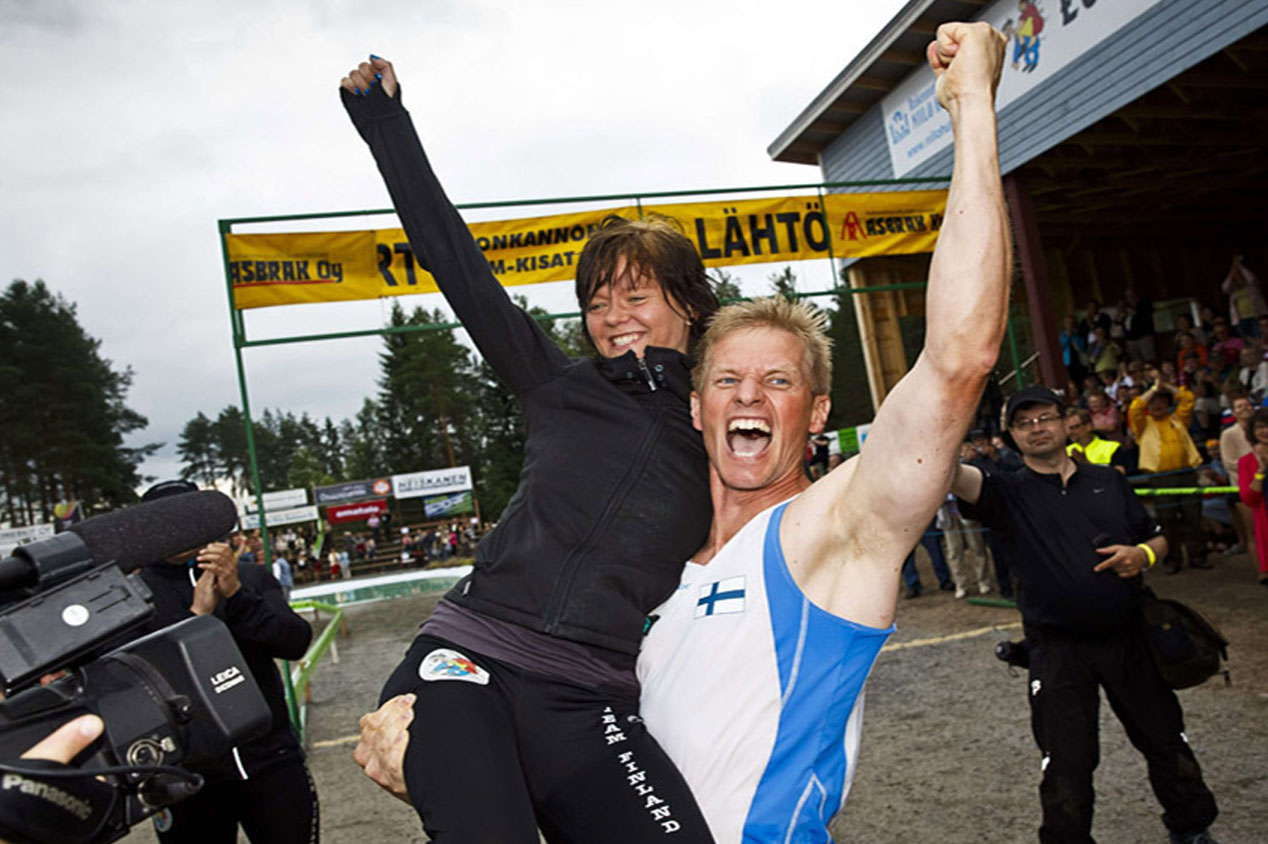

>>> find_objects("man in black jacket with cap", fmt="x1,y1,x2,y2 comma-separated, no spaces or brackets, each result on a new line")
951,387,1219,844
136,481,318,844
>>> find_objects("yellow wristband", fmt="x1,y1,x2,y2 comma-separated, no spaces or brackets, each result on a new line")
1256,473,1265,481
1136,543,1156,569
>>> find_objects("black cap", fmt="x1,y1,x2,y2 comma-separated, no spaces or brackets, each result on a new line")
141,479,199,503
1005,386,1066,428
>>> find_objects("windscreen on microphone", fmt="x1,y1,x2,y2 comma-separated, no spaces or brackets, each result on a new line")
68,490,239,573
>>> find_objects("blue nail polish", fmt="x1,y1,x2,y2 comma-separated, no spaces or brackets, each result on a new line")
375,72,382,80
354,86,362,95
370,53,381,60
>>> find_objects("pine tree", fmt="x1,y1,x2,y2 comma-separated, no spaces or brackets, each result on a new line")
0,279,157,523
177,412,220,487
711,269,744,303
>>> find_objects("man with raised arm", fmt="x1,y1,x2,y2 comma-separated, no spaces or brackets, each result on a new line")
357,20,1009,843
634,21,1008,842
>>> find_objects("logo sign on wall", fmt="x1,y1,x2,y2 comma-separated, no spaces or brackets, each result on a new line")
881,0,1165,176
327,499,389,524
314,479,391,506
423,491,475,519
241,505,319,531
393,466,473,500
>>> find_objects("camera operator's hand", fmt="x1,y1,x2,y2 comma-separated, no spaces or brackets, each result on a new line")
20,715,103,764
197,542,240,599
0,716,108,844
190,568,219,615
353,694,415,804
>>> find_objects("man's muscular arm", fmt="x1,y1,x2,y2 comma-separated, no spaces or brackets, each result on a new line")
782,22,1009,628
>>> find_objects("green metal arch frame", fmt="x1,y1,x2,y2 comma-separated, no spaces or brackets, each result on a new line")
216,175,1027,559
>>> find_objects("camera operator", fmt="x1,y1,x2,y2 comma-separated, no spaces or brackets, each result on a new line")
135,482,318,844
951,387,1219,844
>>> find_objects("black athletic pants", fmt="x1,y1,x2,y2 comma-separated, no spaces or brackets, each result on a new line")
1024,623,1217,844
1149,471,1205,570
380,634,715,844
153,759,319,844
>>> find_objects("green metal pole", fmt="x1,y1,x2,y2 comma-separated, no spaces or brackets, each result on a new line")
817,186,840,295
218,219,273,566
219,177,951,227
281,658,303,742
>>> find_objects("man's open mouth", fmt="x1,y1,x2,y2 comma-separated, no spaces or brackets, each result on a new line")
727,419,771,458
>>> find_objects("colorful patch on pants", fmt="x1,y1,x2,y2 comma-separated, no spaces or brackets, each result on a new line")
153,808,173,833
419,648,490,685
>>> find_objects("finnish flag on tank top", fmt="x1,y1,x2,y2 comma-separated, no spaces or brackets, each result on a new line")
695,576,746,617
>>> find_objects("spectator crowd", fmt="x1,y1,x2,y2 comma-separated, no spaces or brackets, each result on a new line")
844,254,1268,595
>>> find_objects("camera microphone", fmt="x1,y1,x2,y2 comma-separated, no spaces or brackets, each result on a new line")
0,491,239,592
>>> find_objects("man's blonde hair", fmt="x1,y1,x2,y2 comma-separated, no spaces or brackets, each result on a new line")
693,297,833,394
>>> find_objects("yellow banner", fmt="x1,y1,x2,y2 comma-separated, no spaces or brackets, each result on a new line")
226,192,945,310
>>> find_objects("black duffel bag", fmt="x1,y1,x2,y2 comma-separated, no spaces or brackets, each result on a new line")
1139,587,1229,690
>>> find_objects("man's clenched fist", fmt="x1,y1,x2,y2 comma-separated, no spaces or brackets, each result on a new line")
926,21,1006,112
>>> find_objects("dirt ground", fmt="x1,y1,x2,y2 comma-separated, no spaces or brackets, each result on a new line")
121,552,1267,844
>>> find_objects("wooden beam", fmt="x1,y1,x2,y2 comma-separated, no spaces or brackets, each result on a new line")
1004,175,1065,387
1024,147,1263,171
1171,73,1268,89
824,101,869,115
1223,47,1250,74
1063,132,1258,147
878,48,924,65
1114,104,1268,121
1227,34,1268,51
851,75,895,91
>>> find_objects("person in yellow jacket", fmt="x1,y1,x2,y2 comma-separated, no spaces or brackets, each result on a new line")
1129,377,1207,573
1065,407,1124,471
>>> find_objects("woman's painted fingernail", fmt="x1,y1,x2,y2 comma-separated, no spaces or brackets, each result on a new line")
354,86,362,95
370,53,381,60
375,72,382,80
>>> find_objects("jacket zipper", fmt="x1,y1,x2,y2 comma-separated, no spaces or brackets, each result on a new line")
637,357,658,391
542,407,666,636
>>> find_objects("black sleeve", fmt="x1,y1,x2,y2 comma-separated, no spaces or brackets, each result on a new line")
222,565,312,661
957,465,1009,531
342,85,571,395
1116,471,1162,545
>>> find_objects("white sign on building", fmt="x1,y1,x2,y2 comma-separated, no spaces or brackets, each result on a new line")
882,0,1164,176
392,466,474,500
241,505,319,531
0,523,56,558
242,488,309,514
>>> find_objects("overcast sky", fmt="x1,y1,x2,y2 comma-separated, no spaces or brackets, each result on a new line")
1,0,909,487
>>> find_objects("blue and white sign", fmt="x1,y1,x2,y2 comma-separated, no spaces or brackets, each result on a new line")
423,491,474,518
882,0,1164,176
